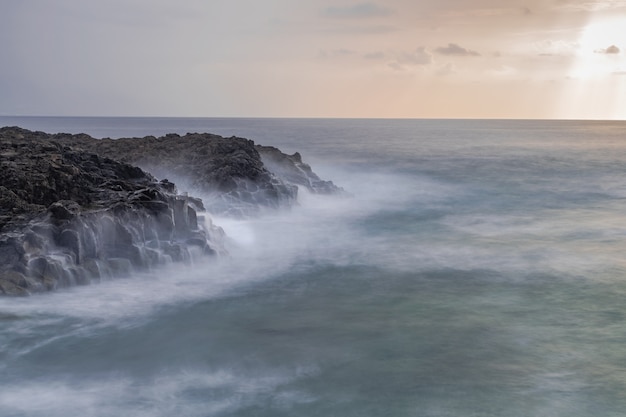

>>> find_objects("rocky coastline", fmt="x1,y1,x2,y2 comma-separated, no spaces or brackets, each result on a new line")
0,126,343,296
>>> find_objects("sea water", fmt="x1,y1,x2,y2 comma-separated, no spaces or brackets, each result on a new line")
1,117,626,417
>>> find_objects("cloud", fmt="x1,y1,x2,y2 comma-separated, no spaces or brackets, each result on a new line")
593,45,620,54
333,48,356,56
388,47,433,70
322,2,392,19
534,40,579,56
363,51,385,60
437,63,456,76
556,0,626,11
606,45,621,54
318,48,357,59
441,6,538,18
435,43,481,56
489,65,518,77
323,24,397,34
399,47,433,65
595,44,621,54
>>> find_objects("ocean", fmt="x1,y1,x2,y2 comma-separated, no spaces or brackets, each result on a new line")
1,117,625,416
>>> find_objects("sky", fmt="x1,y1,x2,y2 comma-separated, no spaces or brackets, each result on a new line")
1,0,625,119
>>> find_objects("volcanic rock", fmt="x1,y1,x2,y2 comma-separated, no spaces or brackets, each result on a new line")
0,131,224,295
0,127,343,216
256,145,343,195
0,125,345,296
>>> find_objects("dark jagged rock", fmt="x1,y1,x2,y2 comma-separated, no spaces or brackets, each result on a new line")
256,145,344,195
50,130,295,215
0,126,342,216
0,131,225,296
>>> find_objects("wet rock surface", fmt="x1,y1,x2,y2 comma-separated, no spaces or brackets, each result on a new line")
0,126,343,295
0,129,225,295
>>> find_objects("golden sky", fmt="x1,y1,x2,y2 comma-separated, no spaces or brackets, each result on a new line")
1,0,625,119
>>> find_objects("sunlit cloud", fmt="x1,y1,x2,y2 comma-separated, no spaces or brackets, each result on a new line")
556,0,626,11
594,44,621,54
534,40,580,56
441,6,536,18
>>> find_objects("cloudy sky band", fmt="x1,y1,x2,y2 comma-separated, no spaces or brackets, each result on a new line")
1,0,624,119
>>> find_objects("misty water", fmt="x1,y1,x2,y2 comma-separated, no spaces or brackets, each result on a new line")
1,117,626,416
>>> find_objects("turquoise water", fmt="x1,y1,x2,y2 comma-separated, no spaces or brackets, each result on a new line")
1,117,626,416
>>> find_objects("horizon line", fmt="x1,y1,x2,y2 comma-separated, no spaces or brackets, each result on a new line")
1,115,625,123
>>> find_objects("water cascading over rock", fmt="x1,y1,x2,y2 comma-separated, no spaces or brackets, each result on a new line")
0,126,345,295
0,135,225,296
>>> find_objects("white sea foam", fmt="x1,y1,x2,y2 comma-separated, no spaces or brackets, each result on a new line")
0,162,615,330
0,368,315,417
0,169,419,323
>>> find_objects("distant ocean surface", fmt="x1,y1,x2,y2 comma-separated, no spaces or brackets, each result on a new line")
1,116,626,417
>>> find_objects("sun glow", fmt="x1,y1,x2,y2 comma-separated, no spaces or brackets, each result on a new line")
560,16,626,120
569,17,626,79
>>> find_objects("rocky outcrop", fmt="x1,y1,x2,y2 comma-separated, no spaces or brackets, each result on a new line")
256,145,343,195
0,127,343,216
0,126,345,296
64,133,297,216
0,135,224,296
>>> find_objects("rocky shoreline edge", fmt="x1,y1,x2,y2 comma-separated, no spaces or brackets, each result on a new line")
0,126,344,296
